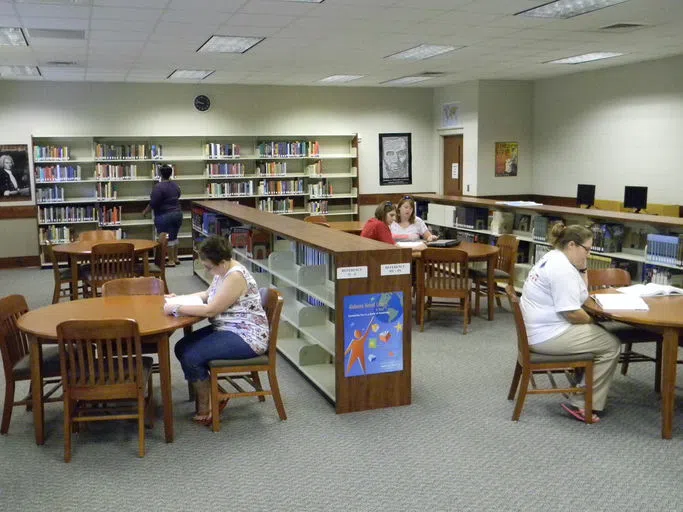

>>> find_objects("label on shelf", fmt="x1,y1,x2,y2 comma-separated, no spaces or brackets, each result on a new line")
380,263,411,276
336,266,368,280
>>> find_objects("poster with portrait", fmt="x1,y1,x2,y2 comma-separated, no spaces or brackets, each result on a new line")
379,133,412,186
0,144,33,205
494,141,518,177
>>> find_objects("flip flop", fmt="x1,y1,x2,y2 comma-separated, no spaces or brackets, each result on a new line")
561,402,600,424
191,400,229,427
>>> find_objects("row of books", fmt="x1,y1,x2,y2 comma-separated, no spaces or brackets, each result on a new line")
206,182,254,197
257,162,288,175
34,145,70,161
39,225,72,243
257,198,296,213
532,216,564,242
308,200,329,214
39,206,98,223
99,206,122,225
453,206,489,230
642,264,676,285
205,143,240,158
257,179,305,195
36,185,65,203
257,141,319,158
35,165,82,182
95,163,142,180
96,182,117,199
589,223,625,253
206,162,245,176
95,144,150,160
645,233,683,266
308,180,333,197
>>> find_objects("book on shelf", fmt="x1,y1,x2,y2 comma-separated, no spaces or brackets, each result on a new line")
617,283,683,297
645,233,680,265
591,293,649,311
247,229,271,259
165,294,204,307
513,213,531,234
590,223,624,253
490,211,514,235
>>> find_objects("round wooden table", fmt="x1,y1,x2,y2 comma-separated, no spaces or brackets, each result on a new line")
584,290,683,439
54,239,158,300
17,295,200,445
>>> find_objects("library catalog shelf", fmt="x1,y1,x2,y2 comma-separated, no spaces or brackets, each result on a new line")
276,337,335,401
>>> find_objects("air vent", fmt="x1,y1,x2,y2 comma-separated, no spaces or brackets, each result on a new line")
600,23,647,32
44,61,81,67
25,29,86,40
419,72,446,77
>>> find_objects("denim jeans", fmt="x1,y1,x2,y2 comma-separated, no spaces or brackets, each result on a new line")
154,210,183,242
174,325,258,382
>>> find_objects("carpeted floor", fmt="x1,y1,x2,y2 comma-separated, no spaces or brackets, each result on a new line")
0,264,682,512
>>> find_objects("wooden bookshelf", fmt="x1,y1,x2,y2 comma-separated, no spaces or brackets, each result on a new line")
191,201,412,414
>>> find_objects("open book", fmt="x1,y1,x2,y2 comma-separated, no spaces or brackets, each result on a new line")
616,283,683,297
164,295,204,307
591,293,649,311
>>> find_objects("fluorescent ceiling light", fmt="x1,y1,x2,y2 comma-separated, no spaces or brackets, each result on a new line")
386,44,459,61
198,35,264,54
318,75,364,83
0,27,28,46
167,69,215,80
381,75,434,86
517,0,632,19
0,66,41,77
547,52,624,64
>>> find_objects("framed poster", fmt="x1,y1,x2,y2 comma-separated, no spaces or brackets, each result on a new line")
379,133,411,186
0,144,33,205
343,291,404,377
441,102,461,128
494,142,518,177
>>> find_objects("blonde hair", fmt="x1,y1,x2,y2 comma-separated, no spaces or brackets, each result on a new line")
549,223,592,249
396,196,416,223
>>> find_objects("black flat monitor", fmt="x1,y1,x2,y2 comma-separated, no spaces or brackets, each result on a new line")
623,186,648,213
576,184,595,208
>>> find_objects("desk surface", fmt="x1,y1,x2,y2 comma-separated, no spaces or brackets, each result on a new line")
328,221,363,234
584,290,683,328
412,241,499,260
53,239,158,255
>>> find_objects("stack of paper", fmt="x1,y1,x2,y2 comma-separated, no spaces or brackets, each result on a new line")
165,295,204,307
396,241,426,249
591,294,649,311
616,283,683,297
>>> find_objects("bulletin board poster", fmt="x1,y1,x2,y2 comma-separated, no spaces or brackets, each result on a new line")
343,292,404,377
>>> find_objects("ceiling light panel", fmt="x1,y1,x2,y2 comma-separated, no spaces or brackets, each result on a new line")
547,52,624,64
198,35,265,53
517,0,632,19
0,28,28,46
0,65,41,77
318,74,364,83
167,69,215,80
386,44,460,61
381,75,434,86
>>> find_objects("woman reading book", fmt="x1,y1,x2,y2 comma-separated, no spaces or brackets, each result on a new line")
164,235,269,426
520,223,620,423
390,196,438,243
360,201,397,245
143,164,183,266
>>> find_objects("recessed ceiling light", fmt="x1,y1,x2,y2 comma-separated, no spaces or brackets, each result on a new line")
386,44,460,61
0,27,28,47
0,66,41,77
167,69,215,80
318,75,364,83
517,0,632,19
547,52,624,64
197,35,265,54
381,75,434,86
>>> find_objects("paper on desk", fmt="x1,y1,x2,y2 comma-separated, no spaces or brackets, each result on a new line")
164,295,204,306
616,283,683,297
494,201,543,207
591,293,649,311
396,241,426,249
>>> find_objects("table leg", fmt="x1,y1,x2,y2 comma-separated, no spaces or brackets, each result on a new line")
29,336,45,445
660,328,678,439
486,254,496,321
143,250,150,277
70,255,79,300
157,335,174,443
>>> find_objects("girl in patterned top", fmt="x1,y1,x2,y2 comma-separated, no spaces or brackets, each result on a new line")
165,235,269,426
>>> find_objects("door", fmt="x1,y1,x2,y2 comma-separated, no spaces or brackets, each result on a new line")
443,135,463,196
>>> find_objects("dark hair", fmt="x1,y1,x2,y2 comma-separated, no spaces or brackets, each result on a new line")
396,196,416,223
549,223,592,249
374,201,396,221
158,164,173,180
198,235,233,264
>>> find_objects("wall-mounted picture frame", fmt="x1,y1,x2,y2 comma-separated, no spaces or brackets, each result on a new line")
441,102,461,128
379,133,412,186
494,141,518,177
0,144,33,206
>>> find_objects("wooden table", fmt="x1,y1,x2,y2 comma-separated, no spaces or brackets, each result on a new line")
328,221,363,234
16,295,200,445
413,241,500,321
54,239,158,300
584,291,683,439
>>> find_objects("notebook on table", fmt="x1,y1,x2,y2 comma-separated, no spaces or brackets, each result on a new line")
426,239,460,248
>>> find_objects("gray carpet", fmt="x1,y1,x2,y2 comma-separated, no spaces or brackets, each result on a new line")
0,265,682,512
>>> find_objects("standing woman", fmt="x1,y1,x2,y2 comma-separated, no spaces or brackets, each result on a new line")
143,164,183,266
360,201,397,245
390,196,438,242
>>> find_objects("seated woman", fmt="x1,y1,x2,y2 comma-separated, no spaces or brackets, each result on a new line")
521,223,620,423
164,235,269,426
360,201,397,245
390,196,438,243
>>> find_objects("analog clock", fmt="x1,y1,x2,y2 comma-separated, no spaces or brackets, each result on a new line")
193,94,211,112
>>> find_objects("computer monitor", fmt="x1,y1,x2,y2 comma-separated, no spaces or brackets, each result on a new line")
576,184,595,208
623,186,648,213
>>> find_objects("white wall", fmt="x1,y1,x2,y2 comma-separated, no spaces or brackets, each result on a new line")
533,54,683,205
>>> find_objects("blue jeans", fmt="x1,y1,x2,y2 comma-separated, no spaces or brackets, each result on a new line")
174,325,258,382
154,210,183,242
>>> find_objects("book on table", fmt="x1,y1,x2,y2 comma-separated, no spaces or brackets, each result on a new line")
616,283,683,297
426,239,460,248
591,293,649,311
164,295,204,307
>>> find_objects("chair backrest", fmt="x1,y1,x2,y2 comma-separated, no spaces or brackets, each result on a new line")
89,242,135,284
43,241,63,282
57,319,143,394
419,248,469,296
304,216,330,227
259,288,283,356
586,268,631,291
0,295,29,379
496,234,520,276
102,277,165,297
505,286,530,365
78,230,117,242
154,232,168,270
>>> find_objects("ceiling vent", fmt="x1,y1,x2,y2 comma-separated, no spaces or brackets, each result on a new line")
43,61,81,67
419,72,446,77
599,23,647,32
25,29,86,40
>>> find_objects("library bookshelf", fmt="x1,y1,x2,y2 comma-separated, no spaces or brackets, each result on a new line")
191,201,412,413
414,194,683,290
32,134,359,265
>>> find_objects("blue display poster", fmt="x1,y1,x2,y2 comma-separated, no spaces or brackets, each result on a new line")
343,292,404,377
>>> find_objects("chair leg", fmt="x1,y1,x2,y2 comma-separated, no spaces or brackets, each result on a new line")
138,394,146,458
267,369,287,421
474,279,481,316
462,296,469,335
419,295,425,332
512,368,531,421
620,342,632,375
210,370,221,433
252,372,266,402
507,363,522,401
654,341,662,393
64,398,72,463
52,281,61,304
583,364,594,425
1,380,15,435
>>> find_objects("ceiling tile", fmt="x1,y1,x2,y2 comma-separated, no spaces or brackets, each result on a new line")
91,7,164,21
14,4,90,19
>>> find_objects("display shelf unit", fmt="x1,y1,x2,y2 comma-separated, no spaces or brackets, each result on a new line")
190,200,412,413
32,135,359,264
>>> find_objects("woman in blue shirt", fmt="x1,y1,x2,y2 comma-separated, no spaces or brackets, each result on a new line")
143,164,183,265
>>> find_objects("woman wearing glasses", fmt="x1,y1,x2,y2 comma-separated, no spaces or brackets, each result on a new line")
360,201,397,245
521,223,620,423
390,196,438,243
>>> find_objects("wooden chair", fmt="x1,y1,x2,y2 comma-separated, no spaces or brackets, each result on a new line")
416,248,470,333
587,268,663,391
43,241,82,304
78,230,117,242
57,319,153,462
134,233,168,293
208,288,286,432
82,242,135,297
0,295,62,435
505,287,595,423
471,234,519,316
304,215,330,227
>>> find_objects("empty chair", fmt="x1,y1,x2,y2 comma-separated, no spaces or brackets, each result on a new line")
78,230,117,242
207,288,286,432
416,248,470,333
303,215,330,227
134,233,169,293
43,241,82,304
505,287,595,423
57,319,153,462
471,234,519,316
0,295,62,435
82,242,135,297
